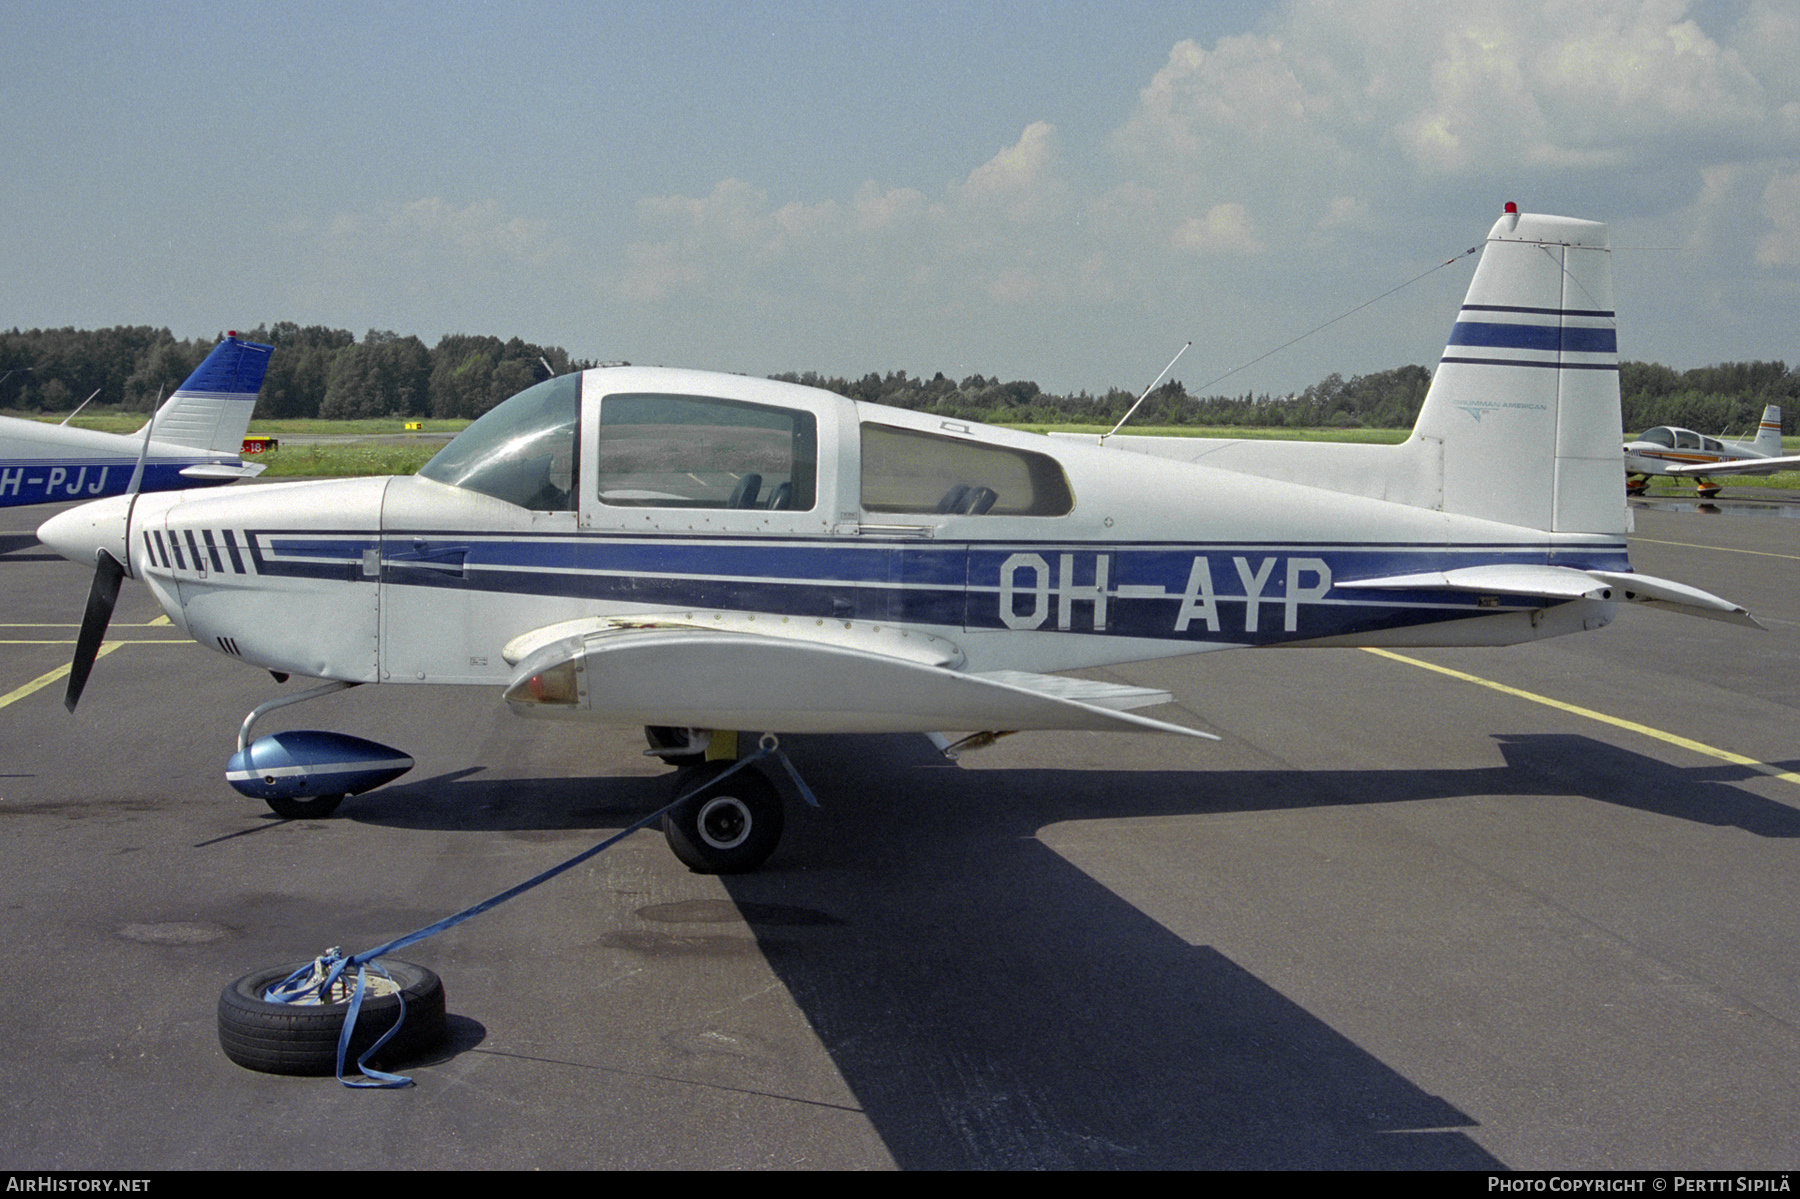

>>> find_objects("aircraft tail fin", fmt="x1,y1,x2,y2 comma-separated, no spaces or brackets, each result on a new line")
1753,404,1783,456
1409,210,1624,534
144,334,273,454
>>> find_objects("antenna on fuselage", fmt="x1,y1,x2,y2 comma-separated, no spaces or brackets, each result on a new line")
57,389,102,426
1100,341,1191,445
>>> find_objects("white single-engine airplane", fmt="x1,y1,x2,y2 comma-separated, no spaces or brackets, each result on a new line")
1624,404,1800,497
1,334,271,509
38,209,1758,873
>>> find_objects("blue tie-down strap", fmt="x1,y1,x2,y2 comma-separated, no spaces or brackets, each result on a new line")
261,740,813,1088
263,950,413,1088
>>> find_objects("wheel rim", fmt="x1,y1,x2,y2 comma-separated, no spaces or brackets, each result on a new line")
696,796,752,850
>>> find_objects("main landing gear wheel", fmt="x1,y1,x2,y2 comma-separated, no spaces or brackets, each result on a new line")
662,760,784,874
264,793,345,819
217,959,447,1076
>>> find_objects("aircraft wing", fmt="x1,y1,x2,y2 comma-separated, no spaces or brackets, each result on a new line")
1663,454,1800,477
1340,564,1760,627
500,614,1218,739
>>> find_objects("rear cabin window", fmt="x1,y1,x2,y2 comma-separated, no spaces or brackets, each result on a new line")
596,393,817,510
860,423,1074,516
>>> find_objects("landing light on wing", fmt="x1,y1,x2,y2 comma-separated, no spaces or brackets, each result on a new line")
511,660,580,706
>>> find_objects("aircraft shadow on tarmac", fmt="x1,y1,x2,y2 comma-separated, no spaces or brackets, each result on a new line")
311,728,1800,1168
341,730,1800,842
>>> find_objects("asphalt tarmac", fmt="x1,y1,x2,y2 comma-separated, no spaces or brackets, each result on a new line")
1,491,1796,1170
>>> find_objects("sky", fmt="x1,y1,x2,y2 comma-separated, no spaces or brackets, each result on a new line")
4,0,1799,398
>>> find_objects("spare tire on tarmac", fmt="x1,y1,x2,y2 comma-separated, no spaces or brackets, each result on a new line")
217,958,447,1076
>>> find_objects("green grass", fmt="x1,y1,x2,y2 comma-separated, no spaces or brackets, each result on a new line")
254,444,445,478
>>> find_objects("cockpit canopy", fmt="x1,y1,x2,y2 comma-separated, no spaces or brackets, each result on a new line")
1632,426,1724,453
418,373,579,510
419,367,1078,524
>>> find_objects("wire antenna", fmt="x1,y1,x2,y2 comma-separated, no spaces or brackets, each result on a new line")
1102,242,1483,442
1100,341,1191,443
1180,243,1476,406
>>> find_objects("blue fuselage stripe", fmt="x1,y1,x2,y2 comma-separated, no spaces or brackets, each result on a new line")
230,531,1634,648
0,460,235,509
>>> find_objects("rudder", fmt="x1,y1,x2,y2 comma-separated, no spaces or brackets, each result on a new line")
1410,211,1624,535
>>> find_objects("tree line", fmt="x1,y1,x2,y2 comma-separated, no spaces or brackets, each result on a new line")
3,324,1794,434
0,324,589,421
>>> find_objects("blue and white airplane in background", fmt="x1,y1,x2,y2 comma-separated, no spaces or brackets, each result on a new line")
0,333,271,509
37,209,1757,873
1624,404,1800,497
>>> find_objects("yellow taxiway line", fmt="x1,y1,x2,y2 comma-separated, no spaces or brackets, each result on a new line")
1364,647,1800,788
0,643,128,710
1632,536,1800,563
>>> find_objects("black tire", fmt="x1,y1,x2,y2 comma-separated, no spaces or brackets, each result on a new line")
662,760,784,874
218,958,447,1076
265,793,345,819
644,725,707,769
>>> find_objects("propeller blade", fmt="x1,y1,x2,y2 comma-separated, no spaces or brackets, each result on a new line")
63,386,156,711
65,549,126,713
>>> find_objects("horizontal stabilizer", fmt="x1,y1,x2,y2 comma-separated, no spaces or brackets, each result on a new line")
1343,564,1758,627
504,622,1217,738
1341,564,1613,601
180,461,267,480
1666,454,1800,478
1584,570,1761,627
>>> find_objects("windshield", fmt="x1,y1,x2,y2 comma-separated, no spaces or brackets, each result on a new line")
418,374,580,510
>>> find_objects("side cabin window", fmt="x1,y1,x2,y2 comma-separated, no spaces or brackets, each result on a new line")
417,373,579,510
860,423,1074,516
596,393,817,511
1674,430,1701,450
1638,427,1676,448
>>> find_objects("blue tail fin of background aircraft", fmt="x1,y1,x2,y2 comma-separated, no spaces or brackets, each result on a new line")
145,333,273,453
